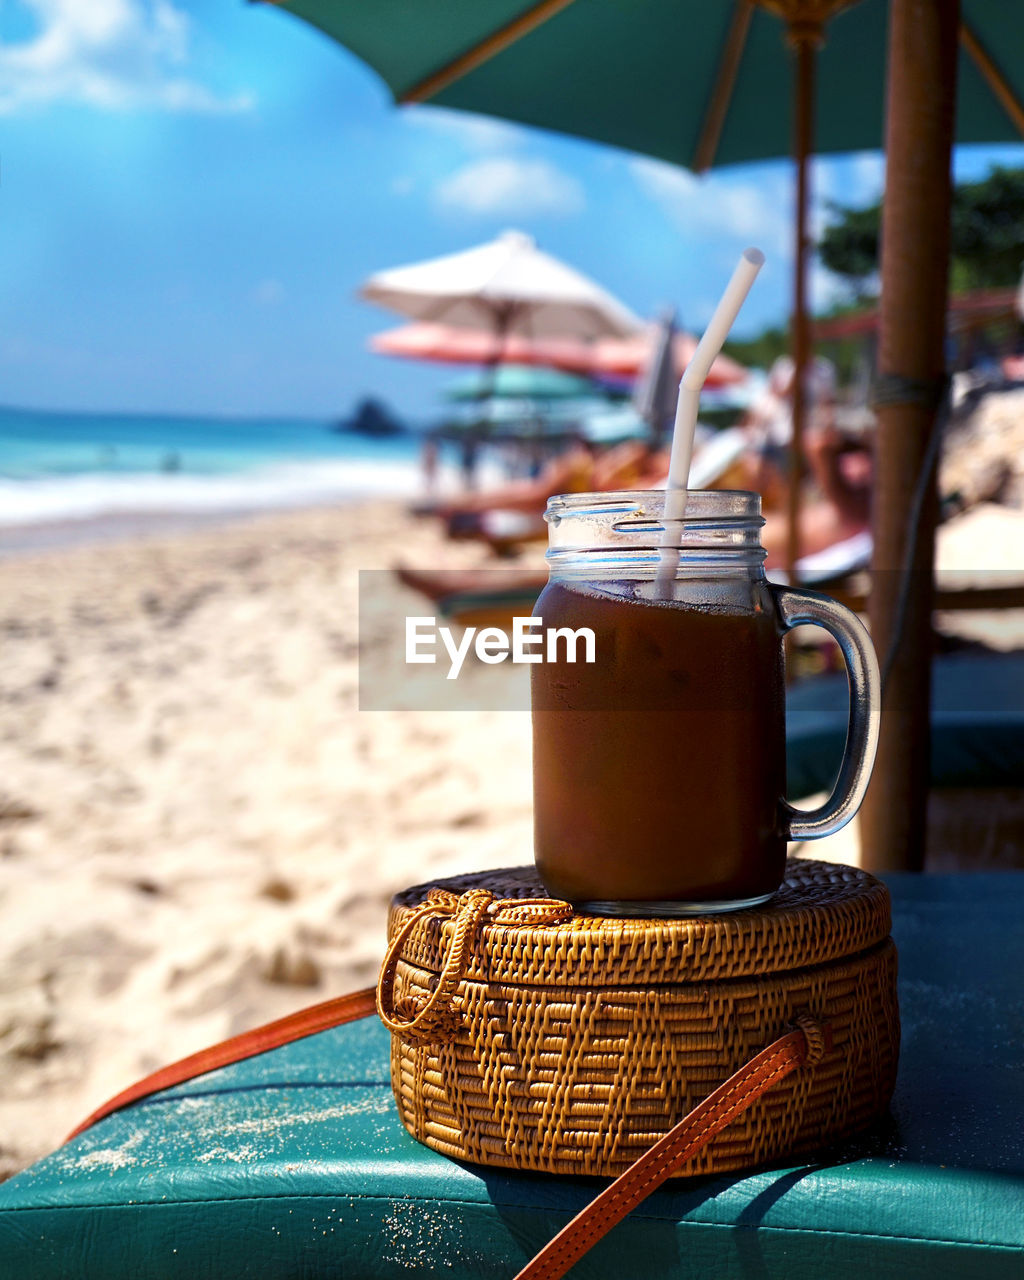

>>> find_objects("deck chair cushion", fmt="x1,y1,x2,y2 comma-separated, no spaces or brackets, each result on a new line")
786,650,1024,797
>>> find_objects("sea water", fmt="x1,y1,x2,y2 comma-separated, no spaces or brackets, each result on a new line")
0,406,429,539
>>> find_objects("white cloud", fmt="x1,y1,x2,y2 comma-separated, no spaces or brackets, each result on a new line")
630,152,887,261
628,157,792,259
812,153,885,238
631,154,888,312
0,0,253,114
404,105,527,153
435,157,585,218
816,154,884,207
810,260,854,313
250,279,285,307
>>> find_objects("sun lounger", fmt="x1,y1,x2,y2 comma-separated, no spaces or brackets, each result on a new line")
431,530,875,632
790,528,874,585
437,585,544,630
686,425,749,489
787,649,1024,796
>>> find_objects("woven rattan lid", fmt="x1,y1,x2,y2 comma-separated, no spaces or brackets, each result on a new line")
387,858,891,988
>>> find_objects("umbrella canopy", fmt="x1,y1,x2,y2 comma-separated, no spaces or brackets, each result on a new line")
360,229,642,341
443,363,603,401
370,321,749,386
369,322,590,370
591,329,750,383
266,2,1022,165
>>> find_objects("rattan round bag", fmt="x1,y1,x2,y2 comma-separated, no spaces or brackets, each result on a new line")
378,858,899,1179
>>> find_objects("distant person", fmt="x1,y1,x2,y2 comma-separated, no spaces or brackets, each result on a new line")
1003,336,1024,382
161,451,182,473
460,432,481,490
741,355,837,509
758,421,873,570
421,434,439,496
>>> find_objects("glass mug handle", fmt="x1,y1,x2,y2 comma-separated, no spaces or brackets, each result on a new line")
771,585,881,840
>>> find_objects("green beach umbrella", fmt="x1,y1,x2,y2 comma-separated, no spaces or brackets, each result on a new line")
444,363,602,402
263,2,1021,164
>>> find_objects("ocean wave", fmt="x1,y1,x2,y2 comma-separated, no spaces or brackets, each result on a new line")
0,458,427,527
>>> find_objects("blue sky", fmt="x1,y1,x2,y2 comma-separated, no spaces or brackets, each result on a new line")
2,0,1022,421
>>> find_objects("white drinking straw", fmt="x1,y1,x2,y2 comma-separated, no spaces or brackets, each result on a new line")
655,247,765,596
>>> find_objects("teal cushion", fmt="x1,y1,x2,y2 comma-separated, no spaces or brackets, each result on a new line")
787,651,1024,796
2,874,1023,1278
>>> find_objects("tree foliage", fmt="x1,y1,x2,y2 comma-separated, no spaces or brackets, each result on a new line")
818,165,1024,295
722,325,789,371
949,167,1024,291
818,203,880,296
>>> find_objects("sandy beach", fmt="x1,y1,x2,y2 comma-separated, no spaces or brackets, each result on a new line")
2,471,1024,1180
0,501,546,1178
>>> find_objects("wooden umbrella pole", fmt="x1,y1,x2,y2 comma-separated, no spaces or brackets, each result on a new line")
787,29,816,580
758,1,857,583
859,0,960,872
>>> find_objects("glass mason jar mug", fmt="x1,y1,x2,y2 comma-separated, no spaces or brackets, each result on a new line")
531,490,880,915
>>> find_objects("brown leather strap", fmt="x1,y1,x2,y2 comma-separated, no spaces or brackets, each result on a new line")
65,987,378,1142
513,1015,830,1280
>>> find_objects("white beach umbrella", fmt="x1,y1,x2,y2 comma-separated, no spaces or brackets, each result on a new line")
359,230,642,343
